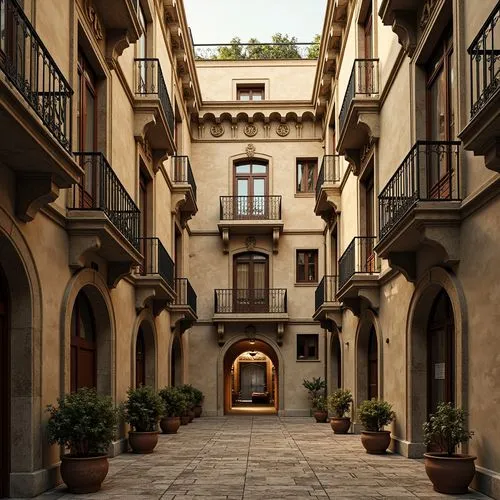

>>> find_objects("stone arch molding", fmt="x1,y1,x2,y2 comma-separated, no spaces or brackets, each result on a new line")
217,333,285,416
405,266,468,456
131,309,158,389
60,268,116,399
0,206,43,497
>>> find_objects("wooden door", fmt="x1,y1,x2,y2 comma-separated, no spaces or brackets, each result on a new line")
240,363,266,400
70,292,97,392
367,327,378,400
234,253,269,312
364,172,376,271
0,268,9,498
428,291,454,416
135,329,146,388
234,162,268,218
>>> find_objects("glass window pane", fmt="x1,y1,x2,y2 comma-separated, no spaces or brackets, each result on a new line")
237,179,248,196
252,164,267,174
251,94,262,101
236,164,251,174
307,164,316,191
253,178,265,197
297,163,304,192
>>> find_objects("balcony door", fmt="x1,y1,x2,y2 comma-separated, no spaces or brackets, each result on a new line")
363,168,376,271
234,161,268,218
233,252,269,312
0,268,9,498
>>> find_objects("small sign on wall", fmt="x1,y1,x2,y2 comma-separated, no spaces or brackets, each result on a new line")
434,362,446,380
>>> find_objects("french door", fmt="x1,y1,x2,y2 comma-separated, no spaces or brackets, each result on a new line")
367,326,378,400
233,253,269,312
364,170,376,272
0,268,9,498
234,161,268,218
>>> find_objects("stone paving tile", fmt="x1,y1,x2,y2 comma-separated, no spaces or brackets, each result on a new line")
25,416,493,500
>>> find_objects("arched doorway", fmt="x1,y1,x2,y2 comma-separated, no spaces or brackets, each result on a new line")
134,321,156,388
223,338,279,414
136,328,146,387
171,335,182,386
0,266,9,498
331,333,342,390
368,326,378,400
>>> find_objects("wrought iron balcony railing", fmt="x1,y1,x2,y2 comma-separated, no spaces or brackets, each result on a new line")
315,275,339,311
378,141,461,241
220,196,282,220
0,0,72,151
134,58,174,135
339,59,379,134
468,2,500,118
70,153,140,250
214,288,287,314
316,155,341,200
193,42,319,60
174,278,197,314
172,156,197,201
137,237,175,291
339,237,379,289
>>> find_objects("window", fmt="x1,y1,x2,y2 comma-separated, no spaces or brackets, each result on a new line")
296,159,318,193
296,250,318,282
237,85,265,101
297,334,319,360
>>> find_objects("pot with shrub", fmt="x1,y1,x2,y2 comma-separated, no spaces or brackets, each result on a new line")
358,398,395,454
302,377,326,417
179,384,196,423
423,402,476,494
46,387,118,494
192,387,204,418
327,389,353,434
122,386,163,454
159,387,187,434
312,396,328,423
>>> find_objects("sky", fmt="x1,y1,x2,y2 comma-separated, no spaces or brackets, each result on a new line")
183,0,327,44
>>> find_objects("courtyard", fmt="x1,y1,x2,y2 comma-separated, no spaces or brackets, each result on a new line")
32,416,490,500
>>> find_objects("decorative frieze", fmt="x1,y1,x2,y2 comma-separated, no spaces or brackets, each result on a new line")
244,124,258,137
210,124,224,137
276,123,290,137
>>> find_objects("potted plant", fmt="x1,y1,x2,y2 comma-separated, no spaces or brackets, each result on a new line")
179,384,196,423
358,398,395,454
327,389,353,434
302,377,326,416
423,402,476,494
122,386,163,454
312,395,328,423
46,387,117,494
192,387,204,418
159,387,187,434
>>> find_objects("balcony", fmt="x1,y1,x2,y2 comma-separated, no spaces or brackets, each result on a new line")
375,141,461,282
67,153,142,287
131,237,176,315
459,2,500,172
213,288,289,345
171,156,198,224
218,196,283,253
338,237,380,316
133,58,175,161
337,59,380,174
313,276,342,332
379,0,420,56
0,0,81,221
170,278,198,333
314,155,341,221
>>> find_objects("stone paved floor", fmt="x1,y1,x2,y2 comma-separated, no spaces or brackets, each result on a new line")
32,416,491,500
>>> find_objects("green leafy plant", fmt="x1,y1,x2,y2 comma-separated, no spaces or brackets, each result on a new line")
46,387,118,457
423,402,474,456
159,387,188,417
307,34,321,59
327,389,353,418
178,384,196,410
192,387,204,406
358,399,395,432
302,377,326,402
312,395,327,412
121,386,163,432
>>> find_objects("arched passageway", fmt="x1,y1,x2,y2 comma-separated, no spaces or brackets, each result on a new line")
331,332,342,390
134,320,156,388
171,335,183,386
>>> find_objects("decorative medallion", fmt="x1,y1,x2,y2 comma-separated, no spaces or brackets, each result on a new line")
276,123,290,137
244,124,258,137
85,0,103,40
246,144,256,158
420,0,436,29
245,236,256,250
210,124,225,137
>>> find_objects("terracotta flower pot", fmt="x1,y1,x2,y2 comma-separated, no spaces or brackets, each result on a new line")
361,430,391,454
128,431,159,454
313,410,328,423
60,455,109,494
330,417,351,434
160,416,180,434
424,453,476,494
180,414,190,425
194,405,202,418
188,409,195,422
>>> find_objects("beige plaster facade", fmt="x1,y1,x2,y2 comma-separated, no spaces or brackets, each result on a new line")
0,0,499,498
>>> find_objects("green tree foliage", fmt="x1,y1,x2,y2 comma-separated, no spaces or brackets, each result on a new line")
307,34,321,59
214,37,246,60
121,385,164,432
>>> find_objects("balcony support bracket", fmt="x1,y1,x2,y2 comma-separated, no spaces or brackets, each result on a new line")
358,287,380,312
420,224,460,267
135,287,156,312
16,173,59,223
69,235,102,269
390,10,417,56
134,112,157,143
108,262,134,289
342,298,361,317
273,227,280,254
344,149,362,175
387,251,417,283
105,29,131,69
221,228,230,254
277,322,285,346
217,323,225,346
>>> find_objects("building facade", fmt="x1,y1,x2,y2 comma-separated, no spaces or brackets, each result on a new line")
0,0,499,498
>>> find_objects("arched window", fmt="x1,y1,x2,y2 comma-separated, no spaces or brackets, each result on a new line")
234,160,269,218
70,291,96,392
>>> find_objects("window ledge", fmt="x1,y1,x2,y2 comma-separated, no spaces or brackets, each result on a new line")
295,192,315,198
296,359,321,362
295,282,318,287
